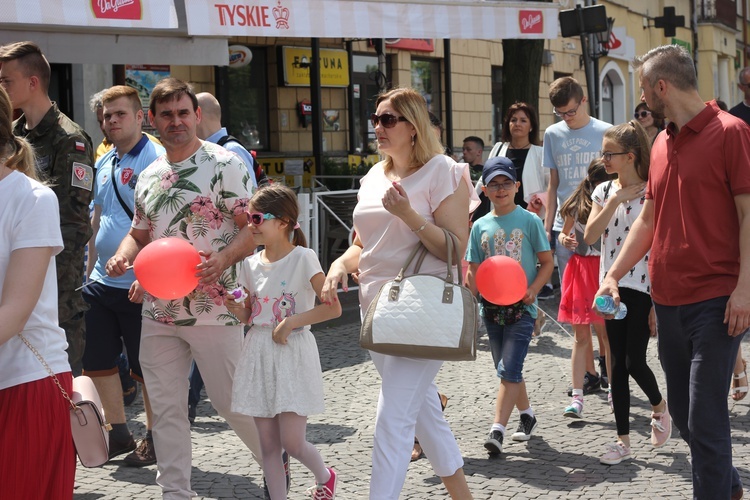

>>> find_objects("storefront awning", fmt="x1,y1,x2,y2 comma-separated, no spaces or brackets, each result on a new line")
0,1,229,65
184,0,560,39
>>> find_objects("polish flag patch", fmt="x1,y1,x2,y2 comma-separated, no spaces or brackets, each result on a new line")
75,141,86,152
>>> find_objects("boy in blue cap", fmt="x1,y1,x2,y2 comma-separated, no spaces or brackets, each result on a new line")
465,156,554,455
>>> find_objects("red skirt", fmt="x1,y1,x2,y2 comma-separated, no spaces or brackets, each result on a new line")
0,373,76,500
558,254,604,325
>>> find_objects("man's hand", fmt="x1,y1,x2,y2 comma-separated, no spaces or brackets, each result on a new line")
593,276,621,320
725,286,750,336
106,254,131,277
196,250,228,284
128,280,145,304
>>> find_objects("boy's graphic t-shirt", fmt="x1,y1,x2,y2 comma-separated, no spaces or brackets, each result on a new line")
236,246,323,331
542,117,611,230
466,206,550,318
592,180,651,294
132,141,253,326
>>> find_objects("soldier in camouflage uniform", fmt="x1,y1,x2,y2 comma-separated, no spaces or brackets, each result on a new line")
0,41,94,375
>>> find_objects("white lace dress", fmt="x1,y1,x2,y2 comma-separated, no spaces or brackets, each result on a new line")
231,246,325,418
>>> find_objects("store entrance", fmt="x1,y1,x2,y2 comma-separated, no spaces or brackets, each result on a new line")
351,55,381,154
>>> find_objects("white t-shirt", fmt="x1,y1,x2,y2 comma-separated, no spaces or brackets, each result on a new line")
543,117,611,231
592,180,651,294
236,246,323,330
0,170,68,390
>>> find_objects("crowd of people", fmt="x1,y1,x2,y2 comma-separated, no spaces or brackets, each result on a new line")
0,39,749,500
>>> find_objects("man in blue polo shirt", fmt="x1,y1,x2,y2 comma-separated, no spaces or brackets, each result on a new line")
83,85,165,466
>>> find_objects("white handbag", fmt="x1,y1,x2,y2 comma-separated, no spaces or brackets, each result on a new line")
360,228,478,361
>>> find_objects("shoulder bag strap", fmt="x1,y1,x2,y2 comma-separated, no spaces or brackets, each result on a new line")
18,334,76,410
110,156,134,220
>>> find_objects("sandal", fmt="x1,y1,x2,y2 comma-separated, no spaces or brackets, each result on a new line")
411,438,424,462
439,393,449,412
732,359,748,401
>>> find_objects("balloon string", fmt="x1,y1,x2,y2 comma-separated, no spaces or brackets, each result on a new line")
75,265,134,291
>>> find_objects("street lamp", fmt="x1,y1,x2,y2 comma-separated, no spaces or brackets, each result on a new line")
559,5,614,119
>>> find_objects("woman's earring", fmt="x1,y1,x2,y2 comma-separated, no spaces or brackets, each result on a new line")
411,135,415,147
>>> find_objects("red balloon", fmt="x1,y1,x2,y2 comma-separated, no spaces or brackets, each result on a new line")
133,238,202,300
475,255,527,306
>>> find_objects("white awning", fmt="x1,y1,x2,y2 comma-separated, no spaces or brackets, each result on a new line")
0,30,228,66
0,0,178,29
185,0,560,39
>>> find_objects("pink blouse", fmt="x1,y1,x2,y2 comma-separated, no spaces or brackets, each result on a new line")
354,154,480,311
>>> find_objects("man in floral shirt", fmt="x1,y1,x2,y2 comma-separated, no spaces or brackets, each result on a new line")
106,78,264,499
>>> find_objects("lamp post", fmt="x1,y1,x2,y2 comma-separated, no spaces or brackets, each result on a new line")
559,4,614,119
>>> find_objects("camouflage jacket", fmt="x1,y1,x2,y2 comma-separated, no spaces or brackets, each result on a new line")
13,103,95,294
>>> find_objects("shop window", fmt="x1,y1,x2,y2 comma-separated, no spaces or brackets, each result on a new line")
226,48,268,151
411,58,441,116
601,74,614,125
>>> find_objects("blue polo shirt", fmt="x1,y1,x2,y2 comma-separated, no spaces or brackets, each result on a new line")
206,127,258,188
90,134,165,288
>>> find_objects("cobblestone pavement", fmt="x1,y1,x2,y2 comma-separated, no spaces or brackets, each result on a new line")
75,291,750,499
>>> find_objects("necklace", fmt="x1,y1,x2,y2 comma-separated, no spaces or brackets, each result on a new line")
509,142,531,150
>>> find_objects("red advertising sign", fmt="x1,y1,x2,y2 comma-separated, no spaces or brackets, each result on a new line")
385,39,435,52
519,10,543,35
91,0,143,20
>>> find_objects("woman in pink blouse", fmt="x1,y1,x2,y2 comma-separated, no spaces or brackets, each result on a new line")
322,88,479,499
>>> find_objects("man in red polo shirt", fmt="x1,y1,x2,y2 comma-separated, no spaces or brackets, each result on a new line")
597,45,750,500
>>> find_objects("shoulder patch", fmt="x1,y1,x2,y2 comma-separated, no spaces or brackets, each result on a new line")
71,162,94,191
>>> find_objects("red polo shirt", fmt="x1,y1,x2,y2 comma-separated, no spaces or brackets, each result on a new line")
646,101,750,305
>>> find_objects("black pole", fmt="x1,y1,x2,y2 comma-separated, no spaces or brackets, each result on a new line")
443,38,453,153
576,6,596,117
346,40,356,154
310,38,324,176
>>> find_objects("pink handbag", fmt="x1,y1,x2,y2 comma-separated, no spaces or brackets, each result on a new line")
19,334,111,467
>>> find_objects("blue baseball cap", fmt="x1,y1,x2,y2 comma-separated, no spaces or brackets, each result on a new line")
482,156,517,185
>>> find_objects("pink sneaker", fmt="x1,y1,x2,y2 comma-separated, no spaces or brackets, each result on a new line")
599,441,631,465
651,403,672,448
308,467,337,500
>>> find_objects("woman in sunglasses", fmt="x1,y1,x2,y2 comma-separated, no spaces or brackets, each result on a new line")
634,103,665,144
322,87,479,499
0,86,76,497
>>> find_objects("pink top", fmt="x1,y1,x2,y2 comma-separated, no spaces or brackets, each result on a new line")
354,154,480,310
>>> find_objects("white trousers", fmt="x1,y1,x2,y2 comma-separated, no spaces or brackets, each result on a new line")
140,319,262,499
369,352,464,500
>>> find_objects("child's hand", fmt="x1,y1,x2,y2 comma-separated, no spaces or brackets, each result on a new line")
224,295,246,315
558,232,578,251
522,288,537,305
614,183,646,204
272,318,294,345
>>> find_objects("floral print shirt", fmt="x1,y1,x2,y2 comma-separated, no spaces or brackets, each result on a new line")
132,141,253,326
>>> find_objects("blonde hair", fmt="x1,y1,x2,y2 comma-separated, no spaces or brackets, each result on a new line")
0,86,36,180
375,88,444,173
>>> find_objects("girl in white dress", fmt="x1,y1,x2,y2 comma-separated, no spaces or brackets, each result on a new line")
227,184,342,500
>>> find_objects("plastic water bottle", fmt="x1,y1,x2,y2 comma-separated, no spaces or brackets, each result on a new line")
595,295,627,320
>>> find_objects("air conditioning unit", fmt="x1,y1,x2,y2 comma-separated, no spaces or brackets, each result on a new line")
542,49,554,66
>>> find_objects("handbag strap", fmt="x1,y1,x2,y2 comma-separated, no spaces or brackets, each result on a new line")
18,333,76,410
110,155,135,220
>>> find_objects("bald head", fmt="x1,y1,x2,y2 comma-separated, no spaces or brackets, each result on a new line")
196,92,222,139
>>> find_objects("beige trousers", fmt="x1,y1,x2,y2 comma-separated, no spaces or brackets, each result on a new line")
140,319,262,499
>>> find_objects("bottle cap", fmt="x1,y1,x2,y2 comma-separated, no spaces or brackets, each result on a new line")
594,296,607,307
